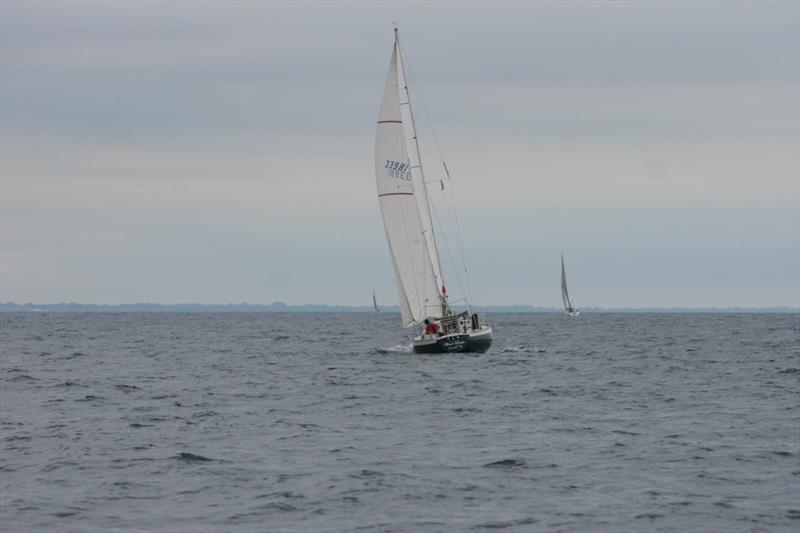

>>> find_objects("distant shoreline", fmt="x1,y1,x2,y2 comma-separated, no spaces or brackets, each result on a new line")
1,302,797,314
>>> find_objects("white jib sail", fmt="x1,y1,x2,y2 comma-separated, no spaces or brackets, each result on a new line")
375,39,443,327
394,35,445,297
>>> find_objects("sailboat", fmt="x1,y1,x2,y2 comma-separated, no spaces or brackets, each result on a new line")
374,28,492,354
561,252,580,316
372,290,381,313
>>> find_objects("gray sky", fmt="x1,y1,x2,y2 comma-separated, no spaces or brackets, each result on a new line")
1,0,798,307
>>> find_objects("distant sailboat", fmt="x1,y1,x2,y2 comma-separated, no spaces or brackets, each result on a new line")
374,28,492,353
372,290,381,313
561,252,580,317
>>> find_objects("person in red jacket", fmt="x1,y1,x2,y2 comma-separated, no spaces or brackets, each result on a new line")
424,319,440,336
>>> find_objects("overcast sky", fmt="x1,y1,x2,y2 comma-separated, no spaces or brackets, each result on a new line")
1,0,798,307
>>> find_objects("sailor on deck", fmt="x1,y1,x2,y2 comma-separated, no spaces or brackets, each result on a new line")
424,319,440,336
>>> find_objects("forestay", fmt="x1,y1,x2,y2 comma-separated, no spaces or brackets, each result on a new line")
375,38,443,327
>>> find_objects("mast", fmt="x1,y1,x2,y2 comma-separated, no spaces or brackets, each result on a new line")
394,28,449,316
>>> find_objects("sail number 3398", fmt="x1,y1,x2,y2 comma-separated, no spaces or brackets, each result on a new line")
384,160,412,181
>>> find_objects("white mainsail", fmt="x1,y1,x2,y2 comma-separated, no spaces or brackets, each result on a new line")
561,252,573,311
375,34,444,327
395,41,445,295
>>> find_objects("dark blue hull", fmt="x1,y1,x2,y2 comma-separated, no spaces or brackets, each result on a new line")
412,329,492,354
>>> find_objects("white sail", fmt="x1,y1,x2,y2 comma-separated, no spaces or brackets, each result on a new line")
395,39,445,296
561,253,573,311
375,37,443,327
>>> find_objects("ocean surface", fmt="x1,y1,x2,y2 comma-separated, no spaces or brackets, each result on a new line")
1,312,798,532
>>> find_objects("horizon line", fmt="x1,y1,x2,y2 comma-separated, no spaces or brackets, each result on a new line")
1,302,797,313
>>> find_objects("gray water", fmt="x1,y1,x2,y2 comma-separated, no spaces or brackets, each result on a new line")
1,312,798,532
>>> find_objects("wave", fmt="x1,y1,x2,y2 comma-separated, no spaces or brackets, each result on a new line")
174,452,214,463
372,344,412,354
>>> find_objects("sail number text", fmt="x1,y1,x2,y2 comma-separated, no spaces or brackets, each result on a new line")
384,160,412,181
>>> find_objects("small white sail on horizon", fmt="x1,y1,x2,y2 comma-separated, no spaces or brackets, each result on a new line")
372,290,381,313
561,252,580,317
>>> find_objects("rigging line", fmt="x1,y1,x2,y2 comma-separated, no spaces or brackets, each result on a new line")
444,179,473,304
438,154,473,305
434,163,473,304
397,38,447,170
429,198,469,313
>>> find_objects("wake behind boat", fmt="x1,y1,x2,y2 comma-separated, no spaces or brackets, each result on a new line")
561,252,580,316
374,28,492,354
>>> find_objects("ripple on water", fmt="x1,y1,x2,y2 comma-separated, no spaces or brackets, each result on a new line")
174,453,214,463
483,459,527,470
1,312,798,532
